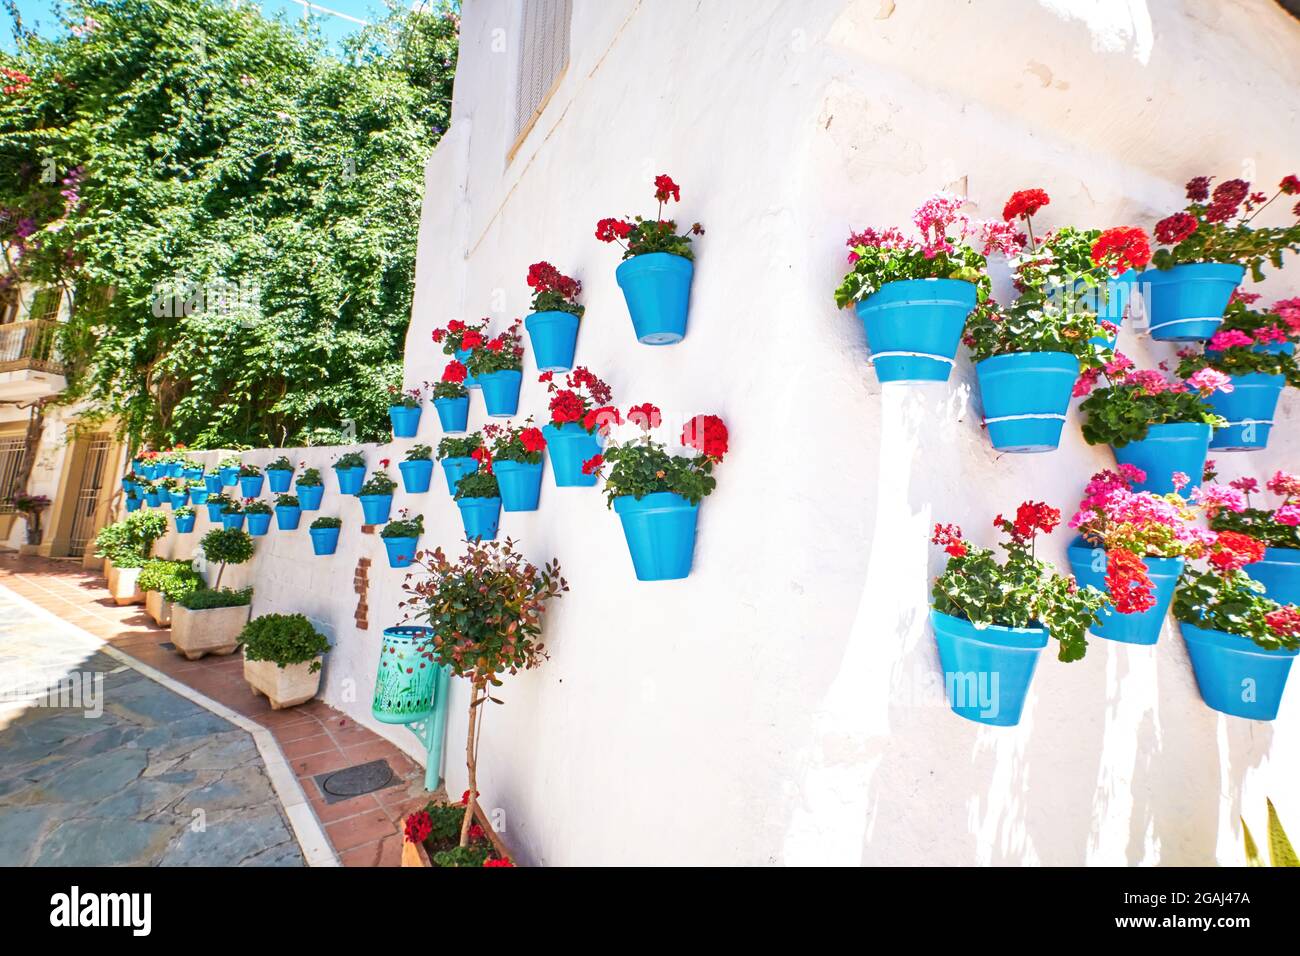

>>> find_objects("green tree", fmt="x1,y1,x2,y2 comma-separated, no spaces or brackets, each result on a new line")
0,0,458,448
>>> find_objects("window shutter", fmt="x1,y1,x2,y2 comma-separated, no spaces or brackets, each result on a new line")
514,0,572,142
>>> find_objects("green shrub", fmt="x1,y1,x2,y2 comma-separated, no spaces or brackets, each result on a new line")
178,587,252,610
310,516,342,530
334,452,366,470
359,471,398,495
296,467,324,487
454,472,499,500
138,559,204,602
381,513,424,538
200,527,255,587
96,510,168,564
275,494,300,507
240,613,330,671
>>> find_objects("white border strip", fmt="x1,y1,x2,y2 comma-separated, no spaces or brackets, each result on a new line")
984,413,1067,425
0,582,339,868
1220,419,1274,427
1149,316,1220,333
869,351,956,366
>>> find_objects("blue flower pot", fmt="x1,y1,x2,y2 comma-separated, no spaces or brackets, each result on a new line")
267,468,293,494
1082,269,1138,347
457,496,501,541
206,501,225,522
389,404,422,439
247,512,272,536
125,497,142,513
455,348,479,389
1112,422,1212,495
190,489,210,506
1244,547,1300,607
222,511,246,531
399,458,434,494
525,311,580,371
168,490,189,509
854,278,978,384
220,466,239,487
182,467,204,481
495,459,543,512
166,462,184,478
145,491,162,507
930,608,1047,727
1140,263,1245,341
975,351,1079,453
239,474,264,498
613,492,700,581
121,477,137,494
275,505,302,531
297,483,324,511
139,463,157,480
383,535,420,568
1180,621,1296,720
310,526,340,555
131,458,144,475
1207,372,1285,451
478,370,522,418
615,252,693,345
335,465,365,496
1067,540,1183,645
360,493,393,525
434,396,469,433
174,512,196,534
440,456,479,496
203,474,223,494
543,423,604,487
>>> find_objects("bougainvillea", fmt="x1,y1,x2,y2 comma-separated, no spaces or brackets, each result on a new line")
595,174,703,260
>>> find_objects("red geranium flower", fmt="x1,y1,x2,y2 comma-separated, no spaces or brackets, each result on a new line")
1106,549,1155,615
482,857,515,867
627,402,662,429
442,360,467,383
681,414,728,460
653,174,681,203
1090,226,1152,275
527,260,561,290
519,427,546,453
1154,212,1197,245
548,390,584,425
595,218,633,242
460,330,485,350
485,336,504,352
581,454,604,475
582,405,621,433
1207,531,1266,575
1002,188,1050,222
404,811,432,844
448,319,465,333
1280,175,1300,196
1185,176,1212,201
930,522,966,558
470,445,493,474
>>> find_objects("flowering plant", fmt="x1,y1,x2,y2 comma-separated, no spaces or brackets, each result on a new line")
1173,532,1300,652
1175,296,1300,389
402,538,566,847
431,318,487,356
333,451,366,470
274,493,299,507
310,515,341,530
266,455,293,471
296,467,323,487
219,455,243,470
243,498,272,515
1076,354,1228,447
595,174,703,261
405,443,433,462
436,433,481,460
404,795,513,868
359,469,398,496
465,321,524,377
1207,472,1300,550
583,408,727,507
453,471,499,500
207,493,236,512
539,366,616,433
387,383,422,409
526,261,583,317
931,503,1104,662
431,360,469,400
1149,174,1300,279
834,191,1001,308
380,511,424,539
485,419,546,465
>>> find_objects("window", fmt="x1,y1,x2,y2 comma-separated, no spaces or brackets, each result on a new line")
27,287,61,323
0,291,18,325
0,436,26,514
511,0,572,152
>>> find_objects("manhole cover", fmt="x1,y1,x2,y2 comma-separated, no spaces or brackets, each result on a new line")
158,642,175,650
315,759,394,802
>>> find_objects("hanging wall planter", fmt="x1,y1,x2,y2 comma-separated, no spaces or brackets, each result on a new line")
477,370,522,417
455,348,479,388
266,459,294,494
454,472,501,542
333,454,366,496
360,495,393,525
168,489,189,509
613,493,699,581
1066,540,1184,645
380,514,424,568
526,311,580,371
145,490,163,508
205,498,228,522
238,470,264,498
1140,263,1244,342
399,449,435,494
204,474,223,495
1111,422,1213,495
439,456,478,496
125,496,142,513
174,509,197,534
930,609,1048,727
853,278,979,384
309,518,341,556
434,396,469,432
975,351,1079,453
1180,621,1296,720
388,386,423,439
246,509,272,536
437,435,482,496
275,498,302,531
1246,548,1300,606
222,510,246,531
495,461,543,512
219,463,240,487
1206,372,1285,451
1085,268,1139,348
543,423,603,487
190,487,209,506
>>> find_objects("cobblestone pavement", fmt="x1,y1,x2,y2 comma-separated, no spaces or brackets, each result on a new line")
0,592,304,866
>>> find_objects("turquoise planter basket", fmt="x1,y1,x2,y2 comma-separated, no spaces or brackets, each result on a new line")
168,490,189,509
434,396,469,433
1111,422,1212,495
1207,372,1285,451
239,474,264,498
205,502,225,522
615,252,693,345
1066,540,1183,645
854,278,978,384
455,348,479,389
297,483,324,510
275,505,302,531
310,526,340,556
975,351,1079,453
335,465,365,496
125,497,141,513
1140,263,1244,342
383,536,420,568
174,512,196,534
457,496,501,541
478,370,523,418
247,512,272,536
495,460,544,512
389,404,422,439
360,494,393,526
204,474,223,494
399,458,434,494
373,626,438,724
930,608,1047,727
1244,548,1300,607
220,466,239,487
525,311,580,371
440,456,478,496
1180,621,1296,720
543,423,603,487
222,511,246,531
613,492,700,581
267,468,293,494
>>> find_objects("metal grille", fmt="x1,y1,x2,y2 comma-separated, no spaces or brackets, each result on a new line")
0,437,25,514
27,287,61,323
67,434,112,557
513,0,571,141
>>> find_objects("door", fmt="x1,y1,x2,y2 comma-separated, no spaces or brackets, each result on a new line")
66,432,111,557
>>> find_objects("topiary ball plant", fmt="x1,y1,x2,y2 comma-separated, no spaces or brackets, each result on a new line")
240,613,330,672
199,527,255,588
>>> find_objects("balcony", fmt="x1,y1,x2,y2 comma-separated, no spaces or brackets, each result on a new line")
0,321,67,401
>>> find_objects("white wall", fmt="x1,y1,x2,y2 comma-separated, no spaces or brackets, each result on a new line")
211,0,1300,865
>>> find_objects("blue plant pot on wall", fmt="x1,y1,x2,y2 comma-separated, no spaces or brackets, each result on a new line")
168,490,189,509
204,474,223,494
399,458,434,494
440,456,478,496
542,423,603,487
246,512,272,536
275,505,301,531
205,501,225,522
222,511,246,531
1140,263,1245,342
383,536,420,568
1082,269,1138,347
360,494,393,525
1111,422,1212,495
1180,621,1296,720
457,496,501,542
267,468,293,494
975,351,1079,453
121,477,136,494
854,278,978,384
239,474,264,498
494,460,543,512
166,462,184,478
455,348,479,388
616,252,694,345
220,466,239,487
297,483,324,510
478,370,523,418
389,404,422,439
174,512,196,534
125,497,142,513
145,491,162,508
310,526,340,555
190,488,210,506
1066,540,1183,645
1244,548,1300,607
182,467,203,482
1206,372,1285,451
434,396,469,433
525,311,580,371
613,492,700,581
335,466,365,496
930,608,1047,727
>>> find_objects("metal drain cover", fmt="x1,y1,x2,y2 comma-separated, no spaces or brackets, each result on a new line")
315,759,394,803
158,642,176,650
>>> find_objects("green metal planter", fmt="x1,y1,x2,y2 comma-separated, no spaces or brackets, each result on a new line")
372,625,451,791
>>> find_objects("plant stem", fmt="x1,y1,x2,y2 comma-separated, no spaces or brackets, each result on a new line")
459,679,484,847
214,561,225,589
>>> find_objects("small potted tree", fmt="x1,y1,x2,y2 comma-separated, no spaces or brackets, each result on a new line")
266,455,295,494
358,465,398,525
466,321,525,418
402,538,567,857
597,174,703,345
245,498,273,536
381,510,424,568
172,527,255,659
523,260,584,371
333,451,366,496
437,434,482,496
931,505,1104,726
309,515,342,556
138,558,204,626
274,493,301,530
388,383,424,439
402,791,514,868
295,465,325,510
539,367,616,487
485,420,546,511
399,444,435,494
431,318,487,389
432,360,470,433
240,613,331,710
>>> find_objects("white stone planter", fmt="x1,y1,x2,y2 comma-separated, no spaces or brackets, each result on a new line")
107,566,144,607
170,603,251,660
242,654,323,710
144,590,172,627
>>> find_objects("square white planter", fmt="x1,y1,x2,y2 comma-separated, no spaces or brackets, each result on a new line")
144,590,172,627
242,655,323,710
171,603,251,660
107,566,144,607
